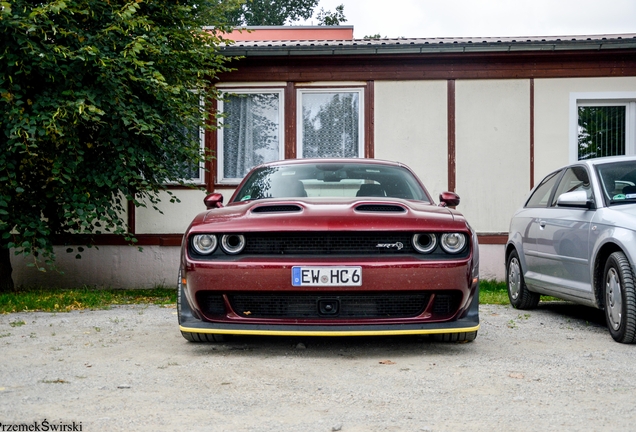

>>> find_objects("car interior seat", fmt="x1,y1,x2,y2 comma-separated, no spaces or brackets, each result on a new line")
272,179,307,198
356,184,387,197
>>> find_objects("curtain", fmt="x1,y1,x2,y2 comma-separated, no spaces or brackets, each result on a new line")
301,92,360,158
223,93,280,179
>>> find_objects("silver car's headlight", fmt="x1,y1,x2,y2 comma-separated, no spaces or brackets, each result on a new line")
192,234,218,255
221,234,246,255
412,233,437,254
440,233,467,254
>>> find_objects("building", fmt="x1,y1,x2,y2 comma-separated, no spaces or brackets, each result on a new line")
13,27,636,287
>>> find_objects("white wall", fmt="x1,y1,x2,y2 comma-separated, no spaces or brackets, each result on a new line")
135,189,208,234
12,246,180,289
534,76,636,182
374,80,449,197
455,79,531,233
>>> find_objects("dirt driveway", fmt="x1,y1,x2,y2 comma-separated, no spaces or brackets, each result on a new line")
1,302,634,432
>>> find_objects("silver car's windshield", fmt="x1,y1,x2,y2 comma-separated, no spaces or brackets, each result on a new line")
596,160,636,205
232,163,430,203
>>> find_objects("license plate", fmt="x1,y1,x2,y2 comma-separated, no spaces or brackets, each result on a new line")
292,266,362,287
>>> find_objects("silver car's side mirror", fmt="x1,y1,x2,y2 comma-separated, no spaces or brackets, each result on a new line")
556,190,594,209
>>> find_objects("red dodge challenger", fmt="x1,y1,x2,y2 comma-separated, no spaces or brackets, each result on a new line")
178,159,480,342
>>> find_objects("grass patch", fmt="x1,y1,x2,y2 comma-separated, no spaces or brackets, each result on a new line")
0,287,176,314
479,279,510,305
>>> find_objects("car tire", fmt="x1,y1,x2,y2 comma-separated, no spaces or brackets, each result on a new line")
180,331,227,343
432,331,477,342
506,249,540,309
603,251,636,344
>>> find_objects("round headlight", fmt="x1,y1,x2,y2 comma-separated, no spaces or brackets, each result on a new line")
221,234,246,255
192,234,217,255
412,233,437,254
440,233,467,254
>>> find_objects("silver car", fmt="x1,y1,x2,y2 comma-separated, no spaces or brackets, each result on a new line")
506,155,636,343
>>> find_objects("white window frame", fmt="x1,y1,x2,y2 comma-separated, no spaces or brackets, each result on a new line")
569,92,636,163
296,87,365,159
217,88,285,184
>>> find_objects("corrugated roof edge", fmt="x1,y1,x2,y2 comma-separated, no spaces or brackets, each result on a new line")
219,33,636,56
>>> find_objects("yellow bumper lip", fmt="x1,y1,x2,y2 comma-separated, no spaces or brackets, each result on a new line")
179,324,479,337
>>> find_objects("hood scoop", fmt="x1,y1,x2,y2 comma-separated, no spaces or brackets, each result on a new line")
252,205,303,213
355,204,406,213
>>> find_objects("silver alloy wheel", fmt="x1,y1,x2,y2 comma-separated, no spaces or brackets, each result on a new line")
508,257,521,300
606,267,623,331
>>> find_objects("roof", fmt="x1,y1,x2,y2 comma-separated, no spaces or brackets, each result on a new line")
221,33,636,57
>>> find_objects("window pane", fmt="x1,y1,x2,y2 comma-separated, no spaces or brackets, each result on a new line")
223,93,281,179
525,170,561,208
301,92,360,158
550,166,592,206
578,106,626,160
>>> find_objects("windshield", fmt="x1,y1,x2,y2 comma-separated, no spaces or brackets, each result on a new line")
232,162,430,203
596,160,636,205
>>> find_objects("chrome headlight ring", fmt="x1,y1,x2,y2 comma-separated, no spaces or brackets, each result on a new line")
412,233,438,254
192,234,218,255
221,234,246,255
440,233,467,254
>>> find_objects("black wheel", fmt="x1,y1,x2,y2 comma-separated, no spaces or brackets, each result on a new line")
181,331,227,343
432,331,477,342
506,249,539,309
603,251,636,344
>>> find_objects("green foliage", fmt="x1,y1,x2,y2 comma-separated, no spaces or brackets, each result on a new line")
226,0,318,25
226,0,345,26
479,279,510,305
315,4,346,26
0,0,239,273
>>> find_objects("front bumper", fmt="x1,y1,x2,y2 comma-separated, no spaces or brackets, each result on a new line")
178,278,480,337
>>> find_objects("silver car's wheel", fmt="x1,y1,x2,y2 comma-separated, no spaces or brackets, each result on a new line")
603,252,636,344
508,257,522,301
506,249,539,309
605,267,622,331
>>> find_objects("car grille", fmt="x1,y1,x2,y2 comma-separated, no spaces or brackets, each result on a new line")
197,291,463,320
242,232,415,254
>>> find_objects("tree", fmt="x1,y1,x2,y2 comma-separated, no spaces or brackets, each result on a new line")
0,0,240,291
315,4,346,26
226,0,346,26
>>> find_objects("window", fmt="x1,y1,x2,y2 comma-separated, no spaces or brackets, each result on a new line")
164,124,205,185
297,88,364,159
218,89,284,183
525,170,562,208
570,93,636,162
550,166,592,206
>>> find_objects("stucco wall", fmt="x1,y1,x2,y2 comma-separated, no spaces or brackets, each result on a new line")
374,80,449,197
455,79,531,233
135,189,208,234
534,76,636,182
11,246,180,289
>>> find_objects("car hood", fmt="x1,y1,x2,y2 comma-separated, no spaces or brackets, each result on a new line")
187,197,469,234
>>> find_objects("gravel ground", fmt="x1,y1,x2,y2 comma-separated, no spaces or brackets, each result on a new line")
0,302,635,432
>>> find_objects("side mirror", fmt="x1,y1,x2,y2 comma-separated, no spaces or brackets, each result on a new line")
556,190,594,209
204,193,224,209
439,191,460,207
